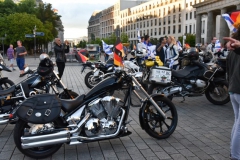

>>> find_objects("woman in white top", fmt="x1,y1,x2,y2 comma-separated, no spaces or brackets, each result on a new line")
165,36,179,70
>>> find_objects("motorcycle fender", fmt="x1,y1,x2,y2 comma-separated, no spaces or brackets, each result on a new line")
139,93,165,130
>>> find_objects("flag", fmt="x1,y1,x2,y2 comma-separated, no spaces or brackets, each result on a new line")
114,37,125,66
222,13,238,32
102,40,113,55
214,40,221,52
177,41,183,51
137,28,141,42
76,51,88,63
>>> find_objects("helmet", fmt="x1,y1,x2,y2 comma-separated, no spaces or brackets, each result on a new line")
39,53,50,61
195,43,202,48
187,47,199,60
37,55,54,77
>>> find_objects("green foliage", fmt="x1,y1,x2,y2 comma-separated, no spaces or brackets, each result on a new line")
16,0,36,14
150,38,158,45
178,34,196,47
77,40,87,48
120,32,129,43
0,0,17,16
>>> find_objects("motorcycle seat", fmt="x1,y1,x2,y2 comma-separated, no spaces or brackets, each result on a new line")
60,94,85,112
172,66,199,78
0,85,15,95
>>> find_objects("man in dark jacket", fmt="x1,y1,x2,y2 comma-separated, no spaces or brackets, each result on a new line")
156,37,167,63
54,38,69,80
224,36,240,160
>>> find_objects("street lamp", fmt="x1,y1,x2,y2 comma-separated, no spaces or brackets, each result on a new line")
33,25,37,60
1,33,6,57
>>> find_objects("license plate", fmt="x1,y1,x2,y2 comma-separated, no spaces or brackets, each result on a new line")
93,69,100,76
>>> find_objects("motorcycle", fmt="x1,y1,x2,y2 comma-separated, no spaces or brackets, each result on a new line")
0,56,79,125
82,60,114,88
147,49,230,105
13,68,178,159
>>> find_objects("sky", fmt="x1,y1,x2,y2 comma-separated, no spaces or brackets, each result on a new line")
43,0,118,39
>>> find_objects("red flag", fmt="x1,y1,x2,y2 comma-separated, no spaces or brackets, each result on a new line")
229,10,240,28
114,37,125,66
77,51,88,63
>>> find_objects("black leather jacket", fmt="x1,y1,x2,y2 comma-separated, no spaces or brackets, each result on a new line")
54,44,69,62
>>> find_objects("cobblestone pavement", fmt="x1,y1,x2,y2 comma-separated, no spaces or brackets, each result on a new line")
0,58,233,160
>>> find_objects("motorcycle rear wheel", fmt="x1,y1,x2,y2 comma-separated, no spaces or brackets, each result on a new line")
205,81,230,105
84,71,102,89
14,119,63,159
142,96,178,139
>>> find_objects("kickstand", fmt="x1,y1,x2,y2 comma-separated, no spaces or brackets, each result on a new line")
180,96,185,103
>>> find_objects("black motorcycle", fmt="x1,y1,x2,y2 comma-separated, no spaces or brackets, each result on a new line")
13,68,178,159
147,49,230,105
0,57,78,125
82,59,114,88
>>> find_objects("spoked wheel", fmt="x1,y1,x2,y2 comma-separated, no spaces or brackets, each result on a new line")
14,119,63,159
205,81,230,105
84,71,103,89
143,96,178,139
0,79,14,90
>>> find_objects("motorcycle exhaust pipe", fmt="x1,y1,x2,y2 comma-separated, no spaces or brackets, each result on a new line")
22,137,69,149
0,114,10,125
164,87,182,97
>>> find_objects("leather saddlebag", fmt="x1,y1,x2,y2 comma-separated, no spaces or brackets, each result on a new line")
17,94,62,124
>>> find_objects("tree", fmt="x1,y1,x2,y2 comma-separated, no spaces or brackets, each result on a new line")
178,34,196,47
0,0,17,16
150,38,158,45
120,32,129,43
16,0,36,14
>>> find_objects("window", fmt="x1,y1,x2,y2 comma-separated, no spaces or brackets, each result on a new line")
154,28,157,35
168,26,170,34
173,5,176,13
190,2,192,6
163,8,165,15
194,11,196,18
178,25,181,33
140,22,142,28
173,26,175,34
189,25,192,34
193,24,195,33
137,23,139,28
144,22,145,27
190,12,192,19
179,14,181,22
202,20,205,33
147,21,149,27
173,15,176,23
168,16,171,24
155,19,157,25
186,3,188,8
151,29,153,36
185,25,188,34
168,6,170,14
159,28,161,35
186,13,188,20
179,4,181,11
151,20,153,26
159,9,161,16
164,17,166,25
159,18,161,25
163,27,165,35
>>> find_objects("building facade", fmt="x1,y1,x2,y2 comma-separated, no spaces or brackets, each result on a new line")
88,11,102,42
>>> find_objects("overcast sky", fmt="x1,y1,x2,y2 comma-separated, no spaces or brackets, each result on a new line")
43,0,118,39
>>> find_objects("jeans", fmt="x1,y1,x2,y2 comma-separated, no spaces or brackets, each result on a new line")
230,93,240,159
56,62,65,78
16,58,25,70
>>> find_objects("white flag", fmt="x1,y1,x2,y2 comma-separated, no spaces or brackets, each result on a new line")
222,14,237,32
137,28,141,42
102,40,113,55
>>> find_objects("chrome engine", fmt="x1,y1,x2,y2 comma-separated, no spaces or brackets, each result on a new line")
85,96,122,137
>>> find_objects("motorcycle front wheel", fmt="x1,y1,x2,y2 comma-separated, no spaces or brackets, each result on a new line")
84,71,102,89
0,78,14,90
142,96,178,139
14,119,63,159
205,81,230,105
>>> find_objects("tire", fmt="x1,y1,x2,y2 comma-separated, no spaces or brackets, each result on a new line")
14,119,63,159
205,81,230,105
84,71,101,89
59,90,79,99
0,78,14,90
143,96,178,139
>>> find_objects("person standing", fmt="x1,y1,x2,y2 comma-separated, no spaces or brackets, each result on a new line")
137,36,145,52
7,44,15,71
156,37,167,63
165,36,179,70
207,37,218,62
16,40,27,77
54,38,69,80
223,35,240,160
